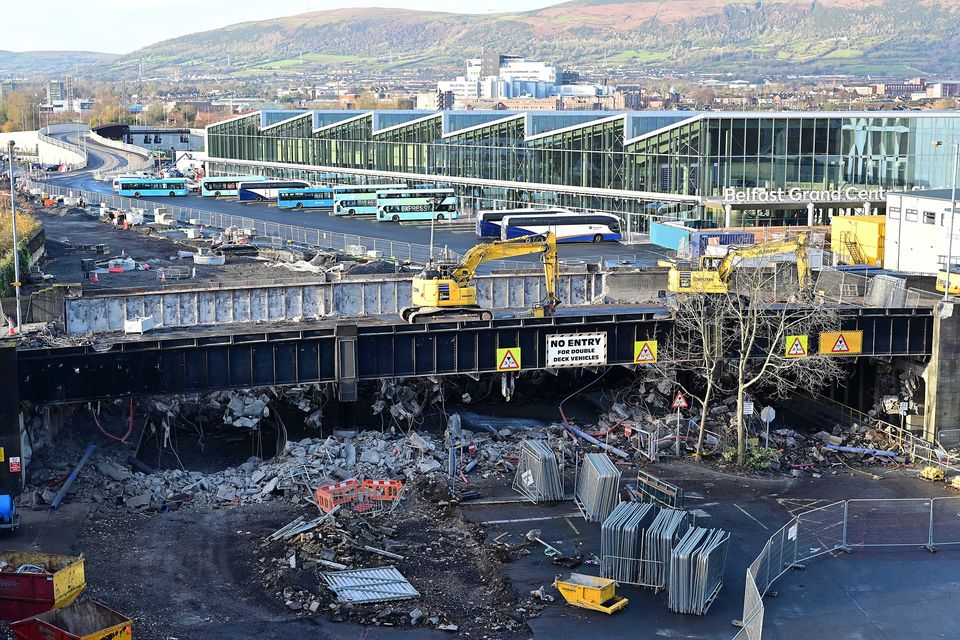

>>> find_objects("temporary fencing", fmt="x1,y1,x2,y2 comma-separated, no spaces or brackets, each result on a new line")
634,469,685,509
512,440,564,503
314,479,405,515
574,453,621,522
734,496,960,639
600,502,659,586
668,527,730,615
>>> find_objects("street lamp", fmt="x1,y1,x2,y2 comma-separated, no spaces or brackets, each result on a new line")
6,140,21,333
933,140,960,301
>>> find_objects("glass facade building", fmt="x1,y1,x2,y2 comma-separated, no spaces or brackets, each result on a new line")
206,109,960,231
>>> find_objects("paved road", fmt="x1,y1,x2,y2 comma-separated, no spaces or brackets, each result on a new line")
42,137,673,263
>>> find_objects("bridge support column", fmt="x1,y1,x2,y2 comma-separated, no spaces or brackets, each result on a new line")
924,302,960,442
0,344,24,499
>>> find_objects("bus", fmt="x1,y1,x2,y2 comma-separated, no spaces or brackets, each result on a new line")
500,212,622,243
333,184,407,216
200,175,266,197
237,180,311,202
112,174,147,191
475,208,571,238
376,188,458,222
277,187,335,210
117,178,188,198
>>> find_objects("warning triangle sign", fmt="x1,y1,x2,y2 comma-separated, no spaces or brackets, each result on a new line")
672,391,689,409
498,349,520,371
635,343,655,363
788,337,806,356
831,334,850,353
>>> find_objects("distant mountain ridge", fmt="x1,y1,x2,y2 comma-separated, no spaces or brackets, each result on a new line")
116,0,960,77
5,1,960,79
0,50,117,77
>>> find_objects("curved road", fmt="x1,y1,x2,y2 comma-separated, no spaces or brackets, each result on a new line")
42,137,670,262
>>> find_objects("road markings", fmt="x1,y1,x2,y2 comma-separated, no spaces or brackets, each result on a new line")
734,504,769,530
481,513,581,526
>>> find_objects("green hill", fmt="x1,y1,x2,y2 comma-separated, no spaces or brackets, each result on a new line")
0,50,118,77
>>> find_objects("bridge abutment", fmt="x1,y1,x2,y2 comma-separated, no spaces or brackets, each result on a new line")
923,302,960,442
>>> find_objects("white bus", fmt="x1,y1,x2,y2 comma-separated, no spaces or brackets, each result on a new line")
200,175,266,197
237,180,311,202
333,183,407,216
500,212,622,243
475,208,571,238
376,188,458,222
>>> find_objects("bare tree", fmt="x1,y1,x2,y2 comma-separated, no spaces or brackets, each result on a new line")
653,293,724,460
660,263,845,465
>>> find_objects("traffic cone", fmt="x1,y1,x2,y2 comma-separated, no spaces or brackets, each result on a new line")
160,271,167,282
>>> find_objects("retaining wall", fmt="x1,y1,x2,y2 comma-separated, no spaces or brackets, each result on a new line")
64,271,603,334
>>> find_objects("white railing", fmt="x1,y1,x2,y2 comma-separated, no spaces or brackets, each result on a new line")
38,125,87,170
87,131,154,175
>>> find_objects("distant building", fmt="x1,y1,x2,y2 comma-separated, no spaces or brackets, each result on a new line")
47,80,65,103
438,54,611,107
926,83,959,99
872,77,926,97
93,124,203,153
884,188,960,274
40,98,94,114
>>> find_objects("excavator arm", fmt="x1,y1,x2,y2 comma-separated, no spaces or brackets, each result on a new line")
716,233,810,290
450,233,560,308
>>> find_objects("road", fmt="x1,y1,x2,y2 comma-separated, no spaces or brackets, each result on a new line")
41,136,673,263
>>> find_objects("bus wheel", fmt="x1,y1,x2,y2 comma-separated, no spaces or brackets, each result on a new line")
295,203,303,209
258,196,265,202
214,191,221,197
392,215,400,222
348,209,356,216
436,214,445,221
592,234,603,243
134,192,141,198
169,191,175,197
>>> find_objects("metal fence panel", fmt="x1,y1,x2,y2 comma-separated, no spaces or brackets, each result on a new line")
931,497,960,547
844,498,932,547
735,568,764,640
793,501,846,562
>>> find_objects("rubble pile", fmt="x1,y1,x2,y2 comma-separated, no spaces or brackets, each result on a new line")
768,422,905,475
258,481,533,634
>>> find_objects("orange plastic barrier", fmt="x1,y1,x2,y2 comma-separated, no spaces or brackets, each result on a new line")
361,479,405,502
314,479,361,513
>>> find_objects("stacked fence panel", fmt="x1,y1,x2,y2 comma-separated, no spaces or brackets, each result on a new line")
575,453,621,522
512,440,563,503
668,527,730,615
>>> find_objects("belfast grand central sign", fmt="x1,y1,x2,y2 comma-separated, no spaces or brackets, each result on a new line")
721,187,896,204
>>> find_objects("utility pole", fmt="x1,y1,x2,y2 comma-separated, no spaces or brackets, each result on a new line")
934,140,960,300
7,141,22,333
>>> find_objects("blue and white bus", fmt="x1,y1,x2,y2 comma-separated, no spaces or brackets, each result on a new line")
333,184,406,216
238,180,311,202
376,188,458,222
475,208,571,238
277,187,335,210
500,212,622,243
200,175,265,197
118,178,188,198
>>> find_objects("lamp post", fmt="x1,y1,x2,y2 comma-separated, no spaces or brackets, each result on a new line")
933,140,960,301
7,140,22,333
428,196,437,263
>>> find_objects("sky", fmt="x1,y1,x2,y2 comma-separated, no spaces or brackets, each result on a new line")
7,0,565,54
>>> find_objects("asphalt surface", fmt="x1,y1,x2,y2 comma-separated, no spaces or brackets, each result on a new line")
41,136,675,263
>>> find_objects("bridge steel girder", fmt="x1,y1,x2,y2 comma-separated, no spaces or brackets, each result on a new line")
14,307,933,405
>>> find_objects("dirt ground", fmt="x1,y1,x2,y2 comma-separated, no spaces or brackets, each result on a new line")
32,207,304,295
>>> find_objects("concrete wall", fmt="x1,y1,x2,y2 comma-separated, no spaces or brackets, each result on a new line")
64,271,602,334
0,131,39,156
38,124,87,168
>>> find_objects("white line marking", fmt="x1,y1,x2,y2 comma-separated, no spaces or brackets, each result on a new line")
734,504,769,530
481,513,580,525
565,517,581,535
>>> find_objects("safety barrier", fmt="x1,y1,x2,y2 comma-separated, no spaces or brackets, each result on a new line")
314,478,405,513
734,496,960,639
37,125,87,170
814,267,940,308
86,131,154,175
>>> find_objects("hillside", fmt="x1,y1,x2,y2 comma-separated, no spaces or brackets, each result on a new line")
0,50,117,77
120,0,960,77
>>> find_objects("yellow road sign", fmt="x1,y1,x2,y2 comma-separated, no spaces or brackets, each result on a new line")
818,330,863,355
785,335,808,358
496,347,521,371
633,340,658,364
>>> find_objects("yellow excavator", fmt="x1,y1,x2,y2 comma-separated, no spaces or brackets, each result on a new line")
400,233,560,323
666,232,811,294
